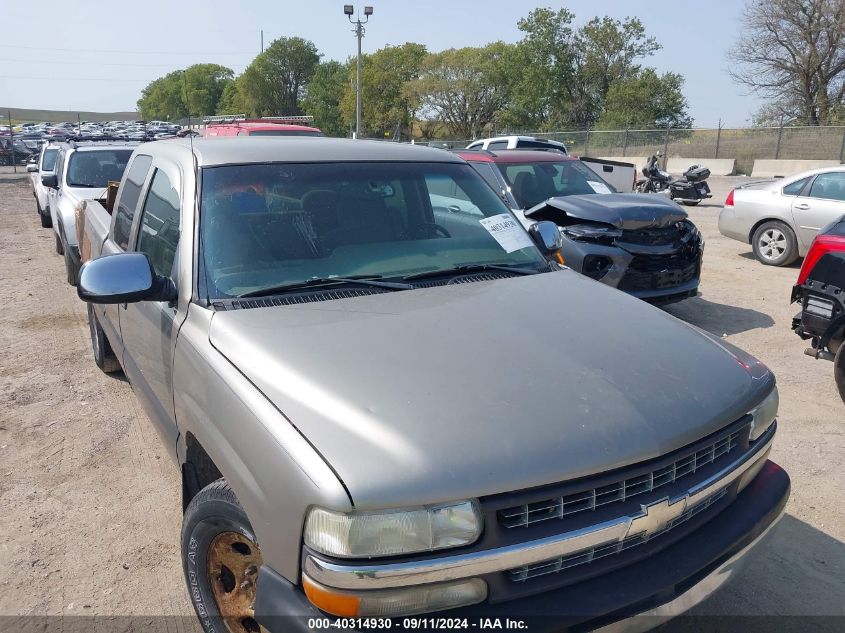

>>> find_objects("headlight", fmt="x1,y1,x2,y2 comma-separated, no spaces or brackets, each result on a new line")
749,387,778,441
304,501,482,558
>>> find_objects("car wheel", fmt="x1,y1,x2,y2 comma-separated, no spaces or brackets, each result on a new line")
751,221,799,266
835,343,845,405
54,232,64,255
182,479,264,633
39,201,53,228
64,245,78,286
680,200,701,206
87,304,121,373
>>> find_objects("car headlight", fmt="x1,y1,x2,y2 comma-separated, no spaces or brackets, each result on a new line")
749,386,778,441
304,501,482,558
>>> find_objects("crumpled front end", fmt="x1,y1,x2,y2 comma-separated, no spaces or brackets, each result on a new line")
525,194,704,304
560,219,704,304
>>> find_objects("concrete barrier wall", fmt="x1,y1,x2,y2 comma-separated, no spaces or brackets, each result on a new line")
751,159,841,178
667,157,735,176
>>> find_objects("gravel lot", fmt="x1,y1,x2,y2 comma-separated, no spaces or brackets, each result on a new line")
0,174,843,631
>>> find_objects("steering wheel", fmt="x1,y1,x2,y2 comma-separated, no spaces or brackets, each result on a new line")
420,222,451,239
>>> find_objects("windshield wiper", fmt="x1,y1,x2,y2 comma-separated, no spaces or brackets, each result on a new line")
239,275,413,298
401,263,543,281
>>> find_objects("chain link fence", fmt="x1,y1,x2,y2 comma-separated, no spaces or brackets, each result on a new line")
417,126,845,175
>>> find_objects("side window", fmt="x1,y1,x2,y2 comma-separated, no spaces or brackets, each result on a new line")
135,169,181,277
783,177,810,196
808,172,845,201
487,141,508,150
468,162,506,196
54,152,65,186
113,155,152,250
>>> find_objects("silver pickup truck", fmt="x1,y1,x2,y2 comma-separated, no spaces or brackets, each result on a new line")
77,137,788,633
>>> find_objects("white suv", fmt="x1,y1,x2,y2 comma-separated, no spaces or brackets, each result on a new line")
44,140,138,285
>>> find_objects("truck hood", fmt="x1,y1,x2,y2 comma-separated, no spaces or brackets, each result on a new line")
525,193,687,230
208,271,773,508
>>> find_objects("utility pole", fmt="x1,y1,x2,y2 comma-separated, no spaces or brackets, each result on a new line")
7,111,15,173
344,5,373,139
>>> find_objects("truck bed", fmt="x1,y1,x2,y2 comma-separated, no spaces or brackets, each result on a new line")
79,200,111,264
580,156,636,193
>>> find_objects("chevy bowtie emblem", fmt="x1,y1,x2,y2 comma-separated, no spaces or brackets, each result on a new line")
627,496,688,539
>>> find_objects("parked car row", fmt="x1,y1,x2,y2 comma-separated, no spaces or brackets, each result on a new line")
24,132,789,632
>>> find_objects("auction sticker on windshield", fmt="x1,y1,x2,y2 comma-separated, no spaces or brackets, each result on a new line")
479,214,534,253
587,181,612,194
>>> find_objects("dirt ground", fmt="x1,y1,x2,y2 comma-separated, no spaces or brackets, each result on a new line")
0,174,843,631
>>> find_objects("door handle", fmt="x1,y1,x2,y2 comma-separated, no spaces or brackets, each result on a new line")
795,203,811,210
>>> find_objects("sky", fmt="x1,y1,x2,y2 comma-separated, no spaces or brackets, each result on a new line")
0,0,761,127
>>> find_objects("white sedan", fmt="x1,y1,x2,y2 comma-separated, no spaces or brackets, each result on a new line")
719,166,845,265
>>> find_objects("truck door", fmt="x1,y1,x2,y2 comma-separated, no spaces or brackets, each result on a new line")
792,171,845,250
119,162,183,452
98,154,154,358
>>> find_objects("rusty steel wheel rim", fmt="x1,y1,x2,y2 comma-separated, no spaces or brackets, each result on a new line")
207,531,264,633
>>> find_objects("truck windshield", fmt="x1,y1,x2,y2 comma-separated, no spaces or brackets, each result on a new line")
199,162,547,298
66,149,133,188
499,161,617,209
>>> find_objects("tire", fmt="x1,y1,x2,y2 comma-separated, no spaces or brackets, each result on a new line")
87,304,121,373
182,479,264,633
751,221,799,266
835,343,845,405
38,201,52,228
54,231,64,255
64,246,78,286
680,200,701,207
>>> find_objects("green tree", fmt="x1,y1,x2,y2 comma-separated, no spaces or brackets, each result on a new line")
239,37,321,116
503,7,577,130
302,60,348,137
411,43,514,139
138,64,234,120
572,17,661,126
216,79,247,115
340,43,428,138
596,69,692,129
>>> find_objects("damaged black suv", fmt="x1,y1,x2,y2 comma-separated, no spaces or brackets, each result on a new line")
457,149,704,305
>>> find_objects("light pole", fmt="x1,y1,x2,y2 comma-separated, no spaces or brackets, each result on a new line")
344,4,373,139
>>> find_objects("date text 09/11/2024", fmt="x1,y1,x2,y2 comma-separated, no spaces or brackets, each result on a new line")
306,618,529,630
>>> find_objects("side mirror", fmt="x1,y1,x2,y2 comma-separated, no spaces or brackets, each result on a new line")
41,174,58,188
27,164,38,173
77,252,176,304
528,220,564,255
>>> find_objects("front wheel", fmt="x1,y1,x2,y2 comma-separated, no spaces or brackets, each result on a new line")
39,201,52,228
835,344,845,405
751,221,799,266
182,480,265,633
54,232,64,255
87,304,121,373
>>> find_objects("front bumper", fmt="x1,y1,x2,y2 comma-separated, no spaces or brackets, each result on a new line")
253,460,789,632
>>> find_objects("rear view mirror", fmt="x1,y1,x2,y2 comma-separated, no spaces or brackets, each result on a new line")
77,252,176,304
528,221,564,255
41,174,58,188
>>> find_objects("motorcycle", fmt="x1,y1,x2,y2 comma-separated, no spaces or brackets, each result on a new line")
636,152,712,206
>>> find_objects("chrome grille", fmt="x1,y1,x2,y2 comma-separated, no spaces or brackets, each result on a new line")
499,429,741,529
508,488,728,582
